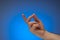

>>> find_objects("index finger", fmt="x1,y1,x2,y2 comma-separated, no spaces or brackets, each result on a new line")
27,14,34,22
33,14,40,22
22,14,27,22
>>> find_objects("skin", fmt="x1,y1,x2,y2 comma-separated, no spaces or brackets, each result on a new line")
22,14,60,40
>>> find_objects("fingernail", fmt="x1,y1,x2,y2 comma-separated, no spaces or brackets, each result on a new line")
33,13,35,15
33,13,35,14
22,14,24,15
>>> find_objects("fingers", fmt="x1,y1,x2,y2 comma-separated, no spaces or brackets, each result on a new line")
33,14,44,30
22,13,44,31
27,14,34,22
29,21,44,30
28,22,37,28
22,14,34,23
39,22,44,30
22,13,39,23
33,14,40,22
22,13,40,23
22,14,27,22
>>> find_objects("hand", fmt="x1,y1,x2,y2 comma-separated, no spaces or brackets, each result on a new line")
22,14,45,38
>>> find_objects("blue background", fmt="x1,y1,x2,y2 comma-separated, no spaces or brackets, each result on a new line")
0,0,60,40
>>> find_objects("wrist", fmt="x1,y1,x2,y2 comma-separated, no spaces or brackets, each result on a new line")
42,31,60,40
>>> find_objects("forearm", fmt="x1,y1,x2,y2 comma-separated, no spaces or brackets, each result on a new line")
43,31,60,40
